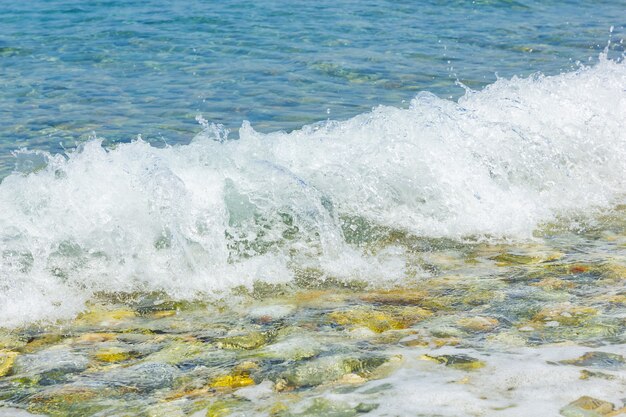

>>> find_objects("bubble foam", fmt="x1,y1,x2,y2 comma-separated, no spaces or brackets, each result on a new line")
1,56,625,326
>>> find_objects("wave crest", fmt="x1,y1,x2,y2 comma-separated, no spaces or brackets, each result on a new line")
1,56,625,326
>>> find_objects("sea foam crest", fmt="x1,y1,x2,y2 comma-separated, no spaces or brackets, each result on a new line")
0,56,625,326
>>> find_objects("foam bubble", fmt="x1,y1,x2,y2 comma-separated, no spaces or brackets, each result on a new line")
328,345,626,417
0,56,625,326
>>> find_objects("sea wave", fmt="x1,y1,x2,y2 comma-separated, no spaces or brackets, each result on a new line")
1,55,625,326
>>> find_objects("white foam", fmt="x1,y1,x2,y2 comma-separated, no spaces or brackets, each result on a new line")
0,56,625,326
343,345,626,417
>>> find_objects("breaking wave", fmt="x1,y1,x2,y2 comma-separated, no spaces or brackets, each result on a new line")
1,55,625,326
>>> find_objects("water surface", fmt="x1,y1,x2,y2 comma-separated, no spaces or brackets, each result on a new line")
0,2,625,416
0,0,623,174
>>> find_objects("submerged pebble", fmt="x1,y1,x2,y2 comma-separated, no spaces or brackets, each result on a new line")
560,396,616,417
13,348,89,382
217,331,274,350
559,352,626,370
456,316,499,332
0,351,17,378
420,354,486,371
0,222,624,416
93,362,179,391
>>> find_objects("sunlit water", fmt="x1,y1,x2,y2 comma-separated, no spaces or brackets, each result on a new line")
0,1,625,416
0,0,624,174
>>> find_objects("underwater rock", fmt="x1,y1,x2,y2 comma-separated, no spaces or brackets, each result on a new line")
0,334,27,351
569,265,591,274
486,332,527,347
533,277,575,290
460,288,505,307
210,373,255,390
150,310,178,319
363,355,403,380
344,356,390,378
217,331,273,350
93,346,134,363
94,362,179,391
432,337,461,348
456,316,499,332
26,385,106,416
233,360,260,373
281,398,360,417
579,370,616,380
233,379,274,401
76,307,136,326
420,354,486,371
354,403,380,413
420,250,471,270
532,304,598,326
299,398,359,417
268,402,290,415
259,335,321,361
22,334,65,353
399,334,429,347
282,354,387,388
172,349,239,372
142,340,206,365
131,293,191,315
249,305,296,322
370,329,415,345
203,399,247,417
491,252,546,265
328,306,431,333
336,373,366,384
74,333,117,344
282,355,352,387
559,352,625,370
14,347,89,382
115,333,155,344
145,402,187,417
607,294,626,305
601,262,626,282
358,289,428,306
520,262,600,283
429,325,464,338
164,370,218,400
0,350,18,377
280,397,379,417
560,396,615,417
359,288,453,311
293,289,350,310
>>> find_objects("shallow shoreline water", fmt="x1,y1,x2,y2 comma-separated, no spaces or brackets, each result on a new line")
1,206,624,416
1,2,625,414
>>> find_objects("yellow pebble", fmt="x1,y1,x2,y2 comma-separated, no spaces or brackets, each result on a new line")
94,347,131,363
0,350,18,377
151,310,177,319
210,374,255,389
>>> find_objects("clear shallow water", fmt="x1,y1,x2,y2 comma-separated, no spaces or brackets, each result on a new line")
0,2,626,416
0,225,625,417
0,0,624,175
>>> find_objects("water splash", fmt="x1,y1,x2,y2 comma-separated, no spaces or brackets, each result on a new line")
0,56,625,327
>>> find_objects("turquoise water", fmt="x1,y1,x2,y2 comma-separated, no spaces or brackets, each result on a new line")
0,0,623,175
1,2,626,416
0,0,625,327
